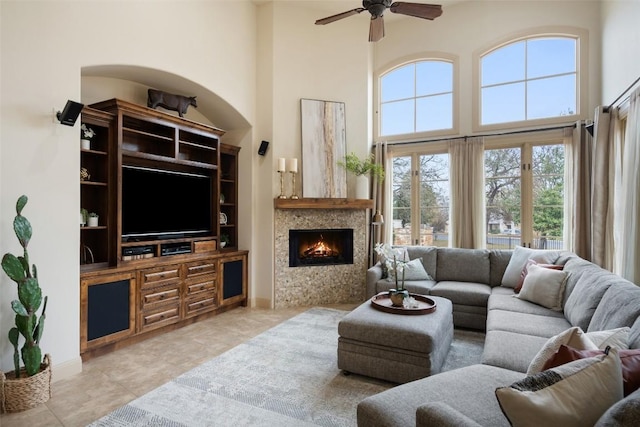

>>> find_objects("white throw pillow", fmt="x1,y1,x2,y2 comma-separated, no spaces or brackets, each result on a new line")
502,246,562,288
399,258,433,281
527,326,598,375
515,263,568,311
496,347,623,427
585,327,631,350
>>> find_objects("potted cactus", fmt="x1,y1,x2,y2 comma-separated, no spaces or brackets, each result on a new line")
1,195,51,413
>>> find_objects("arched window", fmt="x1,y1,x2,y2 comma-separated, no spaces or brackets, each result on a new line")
379,59,454,137
480,35,578,126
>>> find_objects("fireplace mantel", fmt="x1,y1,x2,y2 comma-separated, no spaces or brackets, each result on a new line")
274,198,374,210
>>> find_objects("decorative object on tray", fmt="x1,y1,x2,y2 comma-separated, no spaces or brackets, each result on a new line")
147,88,197,118
87,212,98,227
375,243,409,307
80,167,90,181
220,212,227,225
80,124,96,150
371,292,437,315
1,195,52,413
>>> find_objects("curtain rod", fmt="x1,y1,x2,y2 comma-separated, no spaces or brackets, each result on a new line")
606,75,640,112
382,123,576,147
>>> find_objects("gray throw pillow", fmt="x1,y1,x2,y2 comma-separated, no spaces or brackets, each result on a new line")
502,246,561,288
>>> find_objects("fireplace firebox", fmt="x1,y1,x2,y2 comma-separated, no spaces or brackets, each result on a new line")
289,228,354,267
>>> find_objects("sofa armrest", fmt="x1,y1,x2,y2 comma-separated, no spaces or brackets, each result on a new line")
366,263,384,298
416,402,483,427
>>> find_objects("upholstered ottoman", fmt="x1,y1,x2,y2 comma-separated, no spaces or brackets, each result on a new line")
337,296,453,384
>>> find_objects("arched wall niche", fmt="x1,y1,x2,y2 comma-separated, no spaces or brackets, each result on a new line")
81,65,251,143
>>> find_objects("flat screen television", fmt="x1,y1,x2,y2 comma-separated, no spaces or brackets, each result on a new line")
122,165,213,240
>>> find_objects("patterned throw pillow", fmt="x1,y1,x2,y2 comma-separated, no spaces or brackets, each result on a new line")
496,347,623,427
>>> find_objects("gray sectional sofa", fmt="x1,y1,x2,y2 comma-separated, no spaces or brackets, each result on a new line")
358,246,640,426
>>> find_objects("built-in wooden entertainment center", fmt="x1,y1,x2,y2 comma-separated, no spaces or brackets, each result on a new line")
79,98,247,360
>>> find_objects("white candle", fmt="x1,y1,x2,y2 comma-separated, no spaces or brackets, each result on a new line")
288,158,298,173
277,158,286,172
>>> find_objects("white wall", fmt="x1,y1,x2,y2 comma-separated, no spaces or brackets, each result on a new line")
0,0,257,379
601,0,640,105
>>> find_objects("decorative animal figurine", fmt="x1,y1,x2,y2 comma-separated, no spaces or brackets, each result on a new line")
147,88,197,117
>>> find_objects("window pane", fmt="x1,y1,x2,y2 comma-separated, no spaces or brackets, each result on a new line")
485,148,522,249
532,145,565,250
381,64,414,102
528,75,576,119
419,154,449,247
392,156,412,245
481,82,525,125
482,41,525,86
416,94,453,132
381,99,414,136
527,38,576,79
416,61,452,96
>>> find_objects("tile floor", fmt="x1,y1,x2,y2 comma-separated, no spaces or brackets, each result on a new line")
1,304,356,427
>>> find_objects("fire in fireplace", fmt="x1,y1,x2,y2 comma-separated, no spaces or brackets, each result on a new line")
289,228,354,267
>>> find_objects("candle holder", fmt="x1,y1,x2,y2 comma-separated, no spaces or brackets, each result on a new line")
290,171,299,199
278,171,287,199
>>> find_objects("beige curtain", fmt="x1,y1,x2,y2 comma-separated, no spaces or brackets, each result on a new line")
448,137,485,248
616,88,640,283
565,122,592,260
590,107,618,270
370,142,389,265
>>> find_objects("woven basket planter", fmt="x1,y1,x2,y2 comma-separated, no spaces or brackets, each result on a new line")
0,354,52,413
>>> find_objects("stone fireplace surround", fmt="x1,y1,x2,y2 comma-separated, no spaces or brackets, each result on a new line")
274,199,372,308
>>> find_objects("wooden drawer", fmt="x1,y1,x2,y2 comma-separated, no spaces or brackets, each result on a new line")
183,291,217,318
185,260,216,278
139,265,181,289
138,304,180,332
184,277,216,297
193,240,217,254
140,283,180,310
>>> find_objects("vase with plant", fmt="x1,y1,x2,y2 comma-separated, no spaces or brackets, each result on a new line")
220,233,231,249
337,152,385,199
87,212,98,227
1,195,52,413
374,243,409,307
80,124,96,150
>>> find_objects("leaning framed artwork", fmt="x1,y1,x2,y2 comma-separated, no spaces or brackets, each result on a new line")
300,98,347,198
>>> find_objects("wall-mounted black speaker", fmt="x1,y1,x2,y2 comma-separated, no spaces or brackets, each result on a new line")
56,100,84,126
258,140,269,156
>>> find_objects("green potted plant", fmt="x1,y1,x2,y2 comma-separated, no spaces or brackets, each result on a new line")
220,233,231,249
1,195,51,413
337,152,385,199
88,212,99,227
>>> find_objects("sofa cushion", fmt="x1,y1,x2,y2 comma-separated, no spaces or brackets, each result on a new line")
496,348,623,427
406,245,438,279
490,250,513,287
436,248,490,284
357,364,523,427
501,246,561,288
540,345,640,396
595,387,640,426
527,326,598,375
589,281,640,333
586,327,631,350
563,255,620,331
483,330,550,373
430,281,492,307
416,402,483,427
515,263,568,311
486,310,571,339
488,292,566,318
400,258,432,281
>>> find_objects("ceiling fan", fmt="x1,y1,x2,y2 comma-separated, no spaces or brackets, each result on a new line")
315,0,443,42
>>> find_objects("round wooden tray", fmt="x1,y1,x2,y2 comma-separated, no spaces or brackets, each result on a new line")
371,292,437,315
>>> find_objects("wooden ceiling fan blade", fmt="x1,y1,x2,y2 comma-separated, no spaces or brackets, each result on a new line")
315,8,366,25
389,2,443,20
369,16,385,42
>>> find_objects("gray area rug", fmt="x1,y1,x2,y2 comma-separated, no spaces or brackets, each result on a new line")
90,307,484,426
